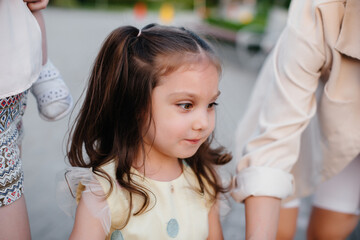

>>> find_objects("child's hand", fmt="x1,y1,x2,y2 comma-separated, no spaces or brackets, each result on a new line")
23,0,49,12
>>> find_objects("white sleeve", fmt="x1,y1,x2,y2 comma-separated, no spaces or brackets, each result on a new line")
232,0,326,202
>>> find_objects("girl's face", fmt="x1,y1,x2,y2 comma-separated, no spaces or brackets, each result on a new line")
143,62,220,163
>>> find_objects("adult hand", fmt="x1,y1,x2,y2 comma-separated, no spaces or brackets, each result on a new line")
23,0,49,12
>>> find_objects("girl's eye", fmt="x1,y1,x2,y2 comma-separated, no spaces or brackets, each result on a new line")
208,102,218,109
178,103,193,110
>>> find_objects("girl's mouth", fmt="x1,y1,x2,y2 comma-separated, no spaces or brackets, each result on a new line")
185,139,201,144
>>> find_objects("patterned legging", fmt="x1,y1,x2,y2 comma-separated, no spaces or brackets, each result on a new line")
0,90,28,207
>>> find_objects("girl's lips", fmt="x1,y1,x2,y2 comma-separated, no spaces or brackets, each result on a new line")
185,139,201,144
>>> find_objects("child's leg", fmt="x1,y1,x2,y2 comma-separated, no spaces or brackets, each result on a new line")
307,155,360,239
31,10,47,65
30,10,73,121
0,196,31,240
276,199,300,240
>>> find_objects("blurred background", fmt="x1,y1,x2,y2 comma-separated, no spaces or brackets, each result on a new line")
21,0,359,239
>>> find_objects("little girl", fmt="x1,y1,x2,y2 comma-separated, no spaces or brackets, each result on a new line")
62,24,232,239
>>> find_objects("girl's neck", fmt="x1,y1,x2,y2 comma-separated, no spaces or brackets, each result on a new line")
133,153,183,182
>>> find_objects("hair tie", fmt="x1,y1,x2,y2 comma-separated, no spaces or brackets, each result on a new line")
137,29,142,37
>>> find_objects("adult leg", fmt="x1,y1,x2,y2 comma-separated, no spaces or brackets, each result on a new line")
276,199,300,240
0,92,31,240
0,195,31,240
307,155,360,240
307,207,358,240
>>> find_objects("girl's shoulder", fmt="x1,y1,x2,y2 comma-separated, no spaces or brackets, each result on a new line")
182,161,214,190
181,162,216,210
95,161,117,188
88,161,131,231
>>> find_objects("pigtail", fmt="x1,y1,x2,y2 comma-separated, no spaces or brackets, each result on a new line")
68,26,138,167
67,26,153,219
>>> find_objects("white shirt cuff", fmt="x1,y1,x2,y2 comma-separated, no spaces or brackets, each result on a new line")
231,166,294,202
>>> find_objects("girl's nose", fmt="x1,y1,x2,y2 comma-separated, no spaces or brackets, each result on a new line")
192,110,210,131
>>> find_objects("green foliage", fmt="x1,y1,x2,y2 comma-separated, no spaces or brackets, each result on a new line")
205,15,265,34
205,0,220,8
50,0,197,10
205,16,244,31
50,0,78,7
203,0,290,34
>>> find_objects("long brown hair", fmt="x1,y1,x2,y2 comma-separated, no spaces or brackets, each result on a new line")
68,24,231,226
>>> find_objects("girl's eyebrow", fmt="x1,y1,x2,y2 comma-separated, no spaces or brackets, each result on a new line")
168,91,221,99
208,91,221,101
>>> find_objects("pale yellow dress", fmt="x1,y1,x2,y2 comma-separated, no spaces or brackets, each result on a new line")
68,161,214,240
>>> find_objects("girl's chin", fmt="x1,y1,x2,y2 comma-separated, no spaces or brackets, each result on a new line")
176,150,199,159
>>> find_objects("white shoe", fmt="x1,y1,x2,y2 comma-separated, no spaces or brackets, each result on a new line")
31,60,73,121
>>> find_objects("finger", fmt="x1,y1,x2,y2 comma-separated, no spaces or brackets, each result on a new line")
26,0,48,11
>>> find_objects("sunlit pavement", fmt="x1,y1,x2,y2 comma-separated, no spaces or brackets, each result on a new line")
21,7,313,240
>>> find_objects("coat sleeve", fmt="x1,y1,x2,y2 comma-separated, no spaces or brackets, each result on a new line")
232,0,327,202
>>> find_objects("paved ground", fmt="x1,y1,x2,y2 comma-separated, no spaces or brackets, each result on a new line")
20,7,337,240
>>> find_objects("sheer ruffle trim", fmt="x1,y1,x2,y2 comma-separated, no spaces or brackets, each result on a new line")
56,167,111,235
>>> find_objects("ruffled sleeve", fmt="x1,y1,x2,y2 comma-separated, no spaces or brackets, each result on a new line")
56,167,111,235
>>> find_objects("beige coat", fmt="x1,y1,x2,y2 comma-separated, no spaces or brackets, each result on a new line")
232,0,360,202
